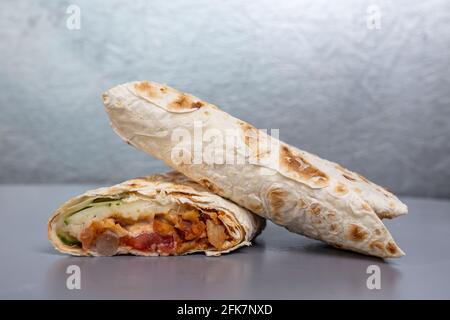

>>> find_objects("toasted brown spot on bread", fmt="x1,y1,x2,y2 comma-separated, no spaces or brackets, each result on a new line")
309,203,321,215
267,188,286,212
374,228,382,236
240,123,255,139
361,202,372,211
386,242,398,255
378,211,394,219
354,187,362,193
334,183,348,195
240,122,268,160
199,179,222,194
343,173,357,182
280,146,329,187
347,224,368,242
192,101,204,108
169,94,203,110
242,124,258,148
127,183,140,188
369,241,384,251
330,223,337,231
134,81,162,99
297,199,307,209
266,187,293,223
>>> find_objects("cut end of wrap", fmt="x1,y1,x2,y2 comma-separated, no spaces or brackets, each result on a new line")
102,84,127,110
396,201,409,217
378,201,408,220
103,81,206,114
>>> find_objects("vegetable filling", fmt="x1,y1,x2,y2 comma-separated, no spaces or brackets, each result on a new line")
59,199,236,256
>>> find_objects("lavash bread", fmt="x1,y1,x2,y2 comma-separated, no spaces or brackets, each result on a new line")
102,81,407,258
48,171,265,256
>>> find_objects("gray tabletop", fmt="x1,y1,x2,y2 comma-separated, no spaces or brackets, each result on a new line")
1,184,449,299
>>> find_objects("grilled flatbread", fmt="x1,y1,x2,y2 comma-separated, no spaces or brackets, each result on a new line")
102,81,407,258
48,172,265,256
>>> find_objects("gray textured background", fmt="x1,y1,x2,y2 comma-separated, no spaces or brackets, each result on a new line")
0,0,449,198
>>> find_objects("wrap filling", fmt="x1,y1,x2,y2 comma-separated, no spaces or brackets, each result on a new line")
56,195,240,256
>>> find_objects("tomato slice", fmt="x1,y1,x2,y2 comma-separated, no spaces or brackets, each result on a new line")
123,233,175,252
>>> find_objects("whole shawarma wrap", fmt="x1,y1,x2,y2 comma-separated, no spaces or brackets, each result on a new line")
102,81,408,258
48,171,265,256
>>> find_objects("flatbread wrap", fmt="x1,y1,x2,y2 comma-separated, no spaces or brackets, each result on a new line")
102,81,407,258
48,172,265,256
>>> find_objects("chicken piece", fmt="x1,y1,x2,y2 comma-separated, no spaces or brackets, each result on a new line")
79,218,126,250
206,219,228,249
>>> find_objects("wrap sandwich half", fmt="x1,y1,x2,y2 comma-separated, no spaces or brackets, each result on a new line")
102,81,408,258
48,171,265,256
